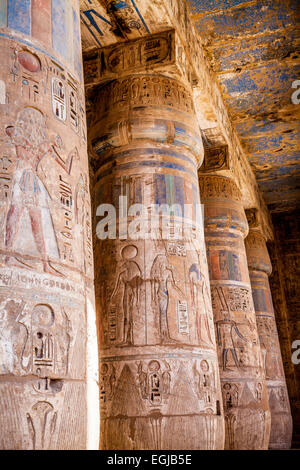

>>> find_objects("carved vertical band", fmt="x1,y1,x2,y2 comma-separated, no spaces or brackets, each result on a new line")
199,175,271,449
0,0,94,450
89,74,225,450
245,227,293,449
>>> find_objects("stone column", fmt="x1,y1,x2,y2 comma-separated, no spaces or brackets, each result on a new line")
245,210,293,449
0,1,95,449
199,175,271,449
89,74,225,450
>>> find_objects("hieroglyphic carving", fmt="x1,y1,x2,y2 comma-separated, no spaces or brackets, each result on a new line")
74,174,93,273
51,77,66,121
200,128,229,173
211,285,252,314
95,75,195,116
245,208,259,229
137,360,171,406
193,360,216,412
99,363,116,409
200,146,229,173
199,175,241,202
167,241,186,257
17,304,71,382
0,156,12,201
84,30,174,83
222,383,239,411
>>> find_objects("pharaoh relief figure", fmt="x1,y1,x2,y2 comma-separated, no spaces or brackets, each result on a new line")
4,107,77,276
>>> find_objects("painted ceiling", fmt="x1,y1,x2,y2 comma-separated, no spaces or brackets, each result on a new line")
80,0,300,214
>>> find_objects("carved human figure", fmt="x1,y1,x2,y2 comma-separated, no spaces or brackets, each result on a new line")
5,107,76,275
189,263,213,346
216,316,248,371
151,253,184,343
110,244,142,345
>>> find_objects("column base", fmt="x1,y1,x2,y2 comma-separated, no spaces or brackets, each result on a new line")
101,414,225,450
224,408,271,450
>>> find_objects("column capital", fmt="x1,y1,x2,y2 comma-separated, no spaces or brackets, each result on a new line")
199,174,248,237
245,229,272,276
84,29,195,90
88,73,204,168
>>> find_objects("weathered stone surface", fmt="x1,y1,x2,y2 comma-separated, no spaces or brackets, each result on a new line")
245,214,293,449
0,0,95,450
89,74,225,449
199,175,271,450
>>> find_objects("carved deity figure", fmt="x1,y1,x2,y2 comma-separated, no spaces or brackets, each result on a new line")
216,317,248,371
110,245,142,346
189,263,213,346
5,107,77,275
150,253,184,344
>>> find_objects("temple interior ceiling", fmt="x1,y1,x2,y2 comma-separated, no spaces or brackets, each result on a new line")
79,0,300,214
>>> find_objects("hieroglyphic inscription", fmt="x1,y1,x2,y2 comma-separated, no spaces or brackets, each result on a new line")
84,30,174,83
137,360,171,406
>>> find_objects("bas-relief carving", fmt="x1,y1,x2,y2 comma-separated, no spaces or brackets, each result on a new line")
109,244,143,346
27,401,57,450
193,360,217,413
0,23,92,449
17,303,71,380
0,41,93,279
84,30,175,83
199,175,241,202
100,241,215,349
256,316,284,380
4,107,75,276
93,74,195,118
137,360,171,406
92,73,223,449
202,175,271,449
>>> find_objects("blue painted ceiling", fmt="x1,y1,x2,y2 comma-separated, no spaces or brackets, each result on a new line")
187,0,300,213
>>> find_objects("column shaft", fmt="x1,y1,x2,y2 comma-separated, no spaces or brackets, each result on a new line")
199,175,271,450
90,74,225,450
0,1,94,449
245,228,293,449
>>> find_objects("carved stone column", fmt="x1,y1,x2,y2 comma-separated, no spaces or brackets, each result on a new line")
89,74,225,449
0,1,95,449
199,175,271,449
245,210,293,449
